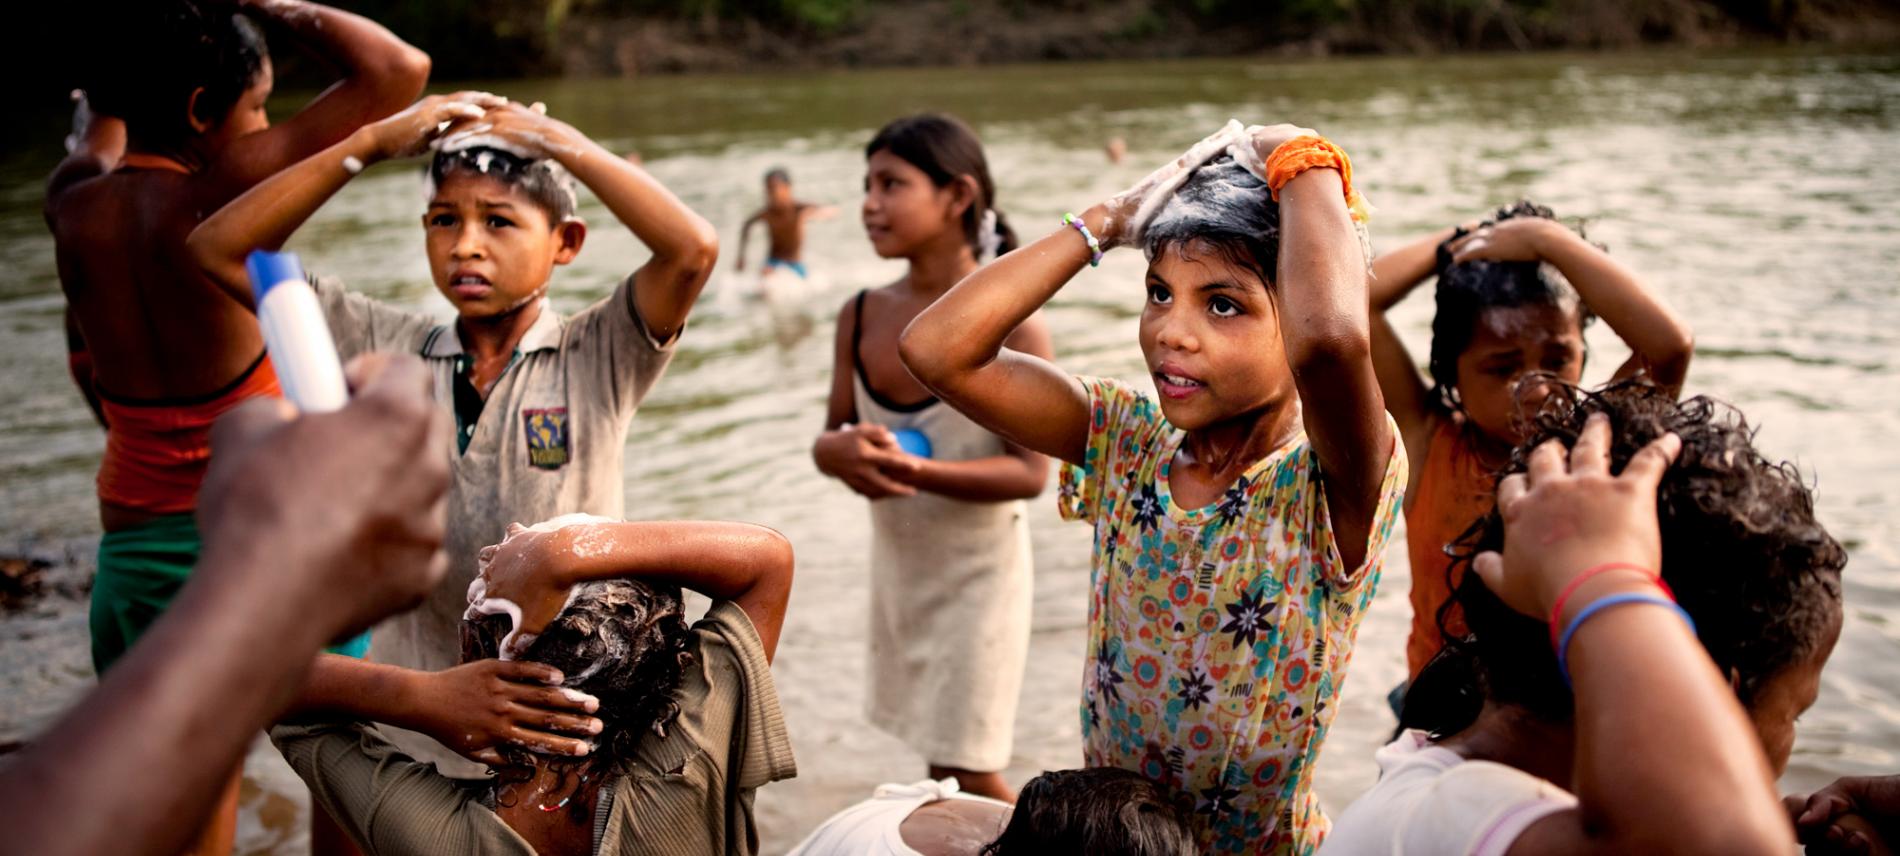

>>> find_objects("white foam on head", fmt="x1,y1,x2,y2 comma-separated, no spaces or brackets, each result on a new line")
465,514,618,660
1126,120,1246,245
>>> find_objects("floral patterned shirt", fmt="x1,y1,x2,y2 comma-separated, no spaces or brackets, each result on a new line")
1057,377,1406,856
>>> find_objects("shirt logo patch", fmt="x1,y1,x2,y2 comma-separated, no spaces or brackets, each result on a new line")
523,408,570,469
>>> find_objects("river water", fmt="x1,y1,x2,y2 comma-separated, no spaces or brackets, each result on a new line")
2,47,1897,853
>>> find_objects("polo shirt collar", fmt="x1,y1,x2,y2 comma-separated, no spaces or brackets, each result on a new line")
422,298,563,358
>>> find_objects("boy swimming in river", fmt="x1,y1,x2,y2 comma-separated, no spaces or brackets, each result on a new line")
189,95,718,785
737,167,834,281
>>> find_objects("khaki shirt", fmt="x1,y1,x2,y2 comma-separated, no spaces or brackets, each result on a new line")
314,274,676,776
272,602,798,856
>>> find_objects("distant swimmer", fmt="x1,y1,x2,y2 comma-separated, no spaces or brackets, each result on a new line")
737,167,835,281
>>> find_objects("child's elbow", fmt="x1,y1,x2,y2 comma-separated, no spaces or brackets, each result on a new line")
668,222,719,288
1291,325,1373,374
751,526,796,592
896,321,945,385
1663,327,1696,366
377,46,432,99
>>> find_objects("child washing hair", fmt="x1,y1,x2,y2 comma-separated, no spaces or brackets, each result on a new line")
810,114,1052,801
272,515,798,856
189,96,718,782
902,122,1404,854
1328,384,1843,853
1368,201,1694,683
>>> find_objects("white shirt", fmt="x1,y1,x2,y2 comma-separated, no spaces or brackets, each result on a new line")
786,779,1010,856
1320,730,1577,856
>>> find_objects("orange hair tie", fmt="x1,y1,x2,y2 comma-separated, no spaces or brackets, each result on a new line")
1264,136,1370,223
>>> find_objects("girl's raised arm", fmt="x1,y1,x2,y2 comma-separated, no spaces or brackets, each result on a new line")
1260,131,1395,572
1368,227,1460,465
1449,219,1693,396
188,94,502,304
899,216,1097,466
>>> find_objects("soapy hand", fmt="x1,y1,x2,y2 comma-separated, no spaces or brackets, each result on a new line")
411,660,603,763
364,91,508,161
435,100,581,162
1097,121,1244,251
199,354,450,638
1228,123,1318,183
469,521,586,659
1470,413,1682,619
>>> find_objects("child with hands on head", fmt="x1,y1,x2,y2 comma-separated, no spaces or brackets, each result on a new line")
902,120,1404,854
811,114,1051,801
1328,386,1843,854
1367,201,1694,682
189,92,719,781
272,514,797,856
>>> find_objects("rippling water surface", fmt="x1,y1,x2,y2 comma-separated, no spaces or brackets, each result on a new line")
1,47,1896,853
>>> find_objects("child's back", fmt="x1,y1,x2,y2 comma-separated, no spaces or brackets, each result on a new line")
49,2,426,689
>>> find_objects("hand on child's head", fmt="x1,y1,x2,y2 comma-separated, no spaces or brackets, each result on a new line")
1101,122,1246,250
1471,412,1682,617
1231,123,1317,180
472,521,582,658
1447,218,1555,265
371,92,506,160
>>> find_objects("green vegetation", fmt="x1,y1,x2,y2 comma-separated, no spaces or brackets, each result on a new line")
336,0,1892,77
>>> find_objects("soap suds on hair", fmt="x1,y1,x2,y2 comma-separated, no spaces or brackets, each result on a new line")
465,513,616,659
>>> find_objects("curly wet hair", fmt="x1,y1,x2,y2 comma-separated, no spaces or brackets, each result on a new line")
462,578,694,820
1426,200,1598,414
1400,382,1846,735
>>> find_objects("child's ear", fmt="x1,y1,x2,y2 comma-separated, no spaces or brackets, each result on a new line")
946,175,980,219
552,219,587,266
185,87,213,134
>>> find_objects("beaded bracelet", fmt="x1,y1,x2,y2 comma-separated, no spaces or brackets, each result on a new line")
1556,592,1697,687
1061,212,1104,267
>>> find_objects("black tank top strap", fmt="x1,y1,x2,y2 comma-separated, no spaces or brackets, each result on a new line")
850,288,940,414
850,289,869,380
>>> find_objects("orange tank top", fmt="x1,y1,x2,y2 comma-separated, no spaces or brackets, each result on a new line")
95,352,283,514
1402,419,1502,679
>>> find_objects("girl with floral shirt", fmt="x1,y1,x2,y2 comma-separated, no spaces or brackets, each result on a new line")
901,122,1405,854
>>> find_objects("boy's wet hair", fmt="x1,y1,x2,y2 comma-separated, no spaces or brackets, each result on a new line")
86,0,267,151
462,578,693,819
428,146,580,225
1400,382,1847,736
764,167,791,186
982,768,1196,856
1142,156,1282,285
1427,200,1596,413
866,113,1018,257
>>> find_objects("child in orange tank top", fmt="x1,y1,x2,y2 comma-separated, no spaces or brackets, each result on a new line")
1368,201,1695,684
